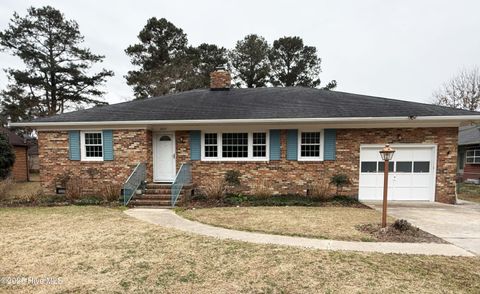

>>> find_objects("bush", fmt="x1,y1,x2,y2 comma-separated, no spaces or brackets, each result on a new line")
0,133,15,180
251,179,271,198
65,177,84,201
330,174,350,195
100,182,122,202
307,181,332,201
0,177,14,200
224,194,248,205
393,219,414,232
74,196,102,206
201,178,226,200
225,170,241,186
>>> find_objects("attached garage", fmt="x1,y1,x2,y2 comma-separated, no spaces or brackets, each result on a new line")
358,144,437,201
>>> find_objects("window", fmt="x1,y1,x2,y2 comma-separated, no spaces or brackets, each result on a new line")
466,149,480,164
361,161,377,173
81,132,103,161
202,131,268,160
252,132,266,157
204,133,218,158
377,161,394,172
222,133,248,158
413,161,430,173
299,131,322,160
396,161,412,173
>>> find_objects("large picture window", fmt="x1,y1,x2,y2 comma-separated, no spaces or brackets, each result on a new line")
81,131,103,161
222,133,248,158
202,131,268,161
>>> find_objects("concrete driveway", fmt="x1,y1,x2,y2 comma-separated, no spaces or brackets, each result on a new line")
364,200,480,255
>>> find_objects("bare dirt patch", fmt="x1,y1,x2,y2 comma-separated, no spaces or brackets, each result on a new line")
357,222,447,243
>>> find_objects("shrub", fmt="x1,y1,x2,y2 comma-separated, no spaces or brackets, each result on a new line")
25,188,44,203
0,133,15,180
393,219,414,232
0,177,14,200
224,170,241,186
307,181,332,201
101,182,122,202
75,195,102,206
224,194,248,205
201,178,226,200
251,179,271,198
330,174,350,195
65,177,84,201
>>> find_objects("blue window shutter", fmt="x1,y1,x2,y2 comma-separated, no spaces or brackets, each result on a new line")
190,130,201,160
324,129,336,160
68,130,81,161
103,130,114,161
269,130,281,160
286,129,298,160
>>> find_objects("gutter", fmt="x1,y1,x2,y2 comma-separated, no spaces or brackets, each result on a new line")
8,115,480,128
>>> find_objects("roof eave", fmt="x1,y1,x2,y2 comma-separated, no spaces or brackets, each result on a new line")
9,115,480,128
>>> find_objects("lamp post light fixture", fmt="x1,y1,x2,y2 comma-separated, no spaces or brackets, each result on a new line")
379,144,395,228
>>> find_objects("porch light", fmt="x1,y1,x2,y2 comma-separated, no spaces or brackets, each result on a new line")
379,144,395,228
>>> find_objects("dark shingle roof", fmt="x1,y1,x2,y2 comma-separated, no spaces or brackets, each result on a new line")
459,126,480,146
29,87,480,123
0,128,27,146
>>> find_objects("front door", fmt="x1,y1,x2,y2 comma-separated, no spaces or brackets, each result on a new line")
153,133,176,182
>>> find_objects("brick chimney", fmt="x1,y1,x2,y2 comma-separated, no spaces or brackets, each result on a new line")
210,66,231,90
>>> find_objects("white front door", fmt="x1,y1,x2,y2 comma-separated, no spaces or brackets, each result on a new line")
153,133,176,182
358,145,437,201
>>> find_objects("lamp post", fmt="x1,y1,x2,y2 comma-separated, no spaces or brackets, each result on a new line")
379,144,395,228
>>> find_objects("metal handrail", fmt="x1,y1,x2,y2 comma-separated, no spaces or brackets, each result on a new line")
171,163,192,207
123,162,146,206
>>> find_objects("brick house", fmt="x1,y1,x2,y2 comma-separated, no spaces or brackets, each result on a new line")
11,69,480,205
1,128,29,181
458,125,480,182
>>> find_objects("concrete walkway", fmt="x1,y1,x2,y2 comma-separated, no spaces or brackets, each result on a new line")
364,200,480,255
124,208,474,257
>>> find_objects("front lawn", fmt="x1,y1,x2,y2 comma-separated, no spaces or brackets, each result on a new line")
458,183,480,203
177,206,445,243
1,206,479,293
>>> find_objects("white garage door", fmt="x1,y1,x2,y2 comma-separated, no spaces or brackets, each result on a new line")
358,145,436,201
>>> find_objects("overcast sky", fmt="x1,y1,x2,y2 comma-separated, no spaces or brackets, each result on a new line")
1,0,479,105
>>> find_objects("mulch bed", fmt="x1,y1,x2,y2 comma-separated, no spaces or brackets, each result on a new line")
356,223,447,243
182,195,371,209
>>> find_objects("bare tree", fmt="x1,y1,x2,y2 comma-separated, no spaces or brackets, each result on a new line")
433,67,480,111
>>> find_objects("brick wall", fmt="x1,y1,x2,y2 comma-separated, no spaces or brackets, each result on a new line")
175,127,458,204
38,129,152,195
12,146,28,182
38,127,457,203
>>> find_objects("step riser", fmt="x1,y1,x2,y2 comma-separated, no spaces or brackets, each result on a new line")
145,189,171,194
146,184,172,189
137,195,173,200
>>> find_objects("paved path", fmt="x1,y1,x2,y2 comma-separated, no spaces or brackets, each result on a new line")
124,208,474,257
364,200,480,256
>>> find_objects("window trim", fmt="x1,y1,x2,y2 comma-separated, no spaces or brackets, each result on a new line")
466,149,480,164
200,130,269,161
297,129,324,161
80,131,104,161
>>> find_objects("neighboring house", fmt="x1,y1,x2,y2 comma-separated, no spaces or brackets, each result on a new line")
11,69,480,204
0,128,29,181
458,125,480,182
